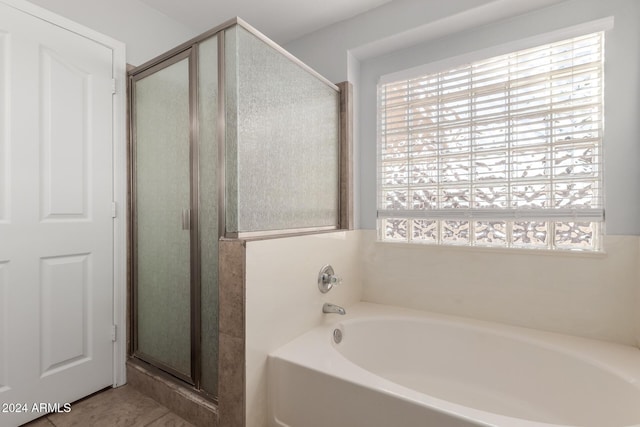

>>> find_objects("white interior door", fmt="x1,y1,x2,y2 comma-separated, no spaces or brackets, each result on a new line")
0,2,115,426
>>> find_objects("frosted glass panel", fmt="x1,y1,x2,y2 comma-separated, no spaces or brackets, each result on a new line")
198,36,218,396
135,57,191,377
225,27,238,233
225,26,340,233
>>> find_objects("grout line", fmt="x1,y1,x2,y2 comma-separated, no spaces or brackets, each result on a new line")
142,408,171,426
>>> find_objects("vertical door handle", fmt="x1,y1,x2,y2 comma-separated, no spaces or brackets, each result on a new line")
182,209,191,230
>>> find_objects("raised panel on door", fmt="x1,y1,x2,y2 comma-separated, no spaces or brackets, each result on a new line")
40,254,91,376
40,49,91,220
0,2,115,425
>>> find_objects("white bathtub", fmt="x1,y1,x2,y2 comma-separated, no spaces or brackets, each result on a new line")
268,303,640,427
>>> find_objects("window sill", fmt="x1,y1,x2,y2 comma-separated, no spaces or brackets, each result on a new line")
374,239,608,259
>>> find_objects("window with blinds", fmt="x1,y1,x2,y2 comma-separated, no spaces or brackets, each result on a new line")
378,32,604,251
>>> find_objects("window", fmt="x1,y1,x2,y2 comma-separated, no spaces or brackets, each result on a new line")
377,32,604,251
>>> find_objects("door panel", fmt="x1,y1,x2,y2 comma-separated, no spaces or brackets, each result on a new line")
0,2,114,425
40,254,91,375
41,48,90,219
133,55,192,381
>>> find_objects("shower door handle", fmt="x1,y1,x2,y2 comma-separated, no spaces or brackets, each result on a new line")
182,209,191,230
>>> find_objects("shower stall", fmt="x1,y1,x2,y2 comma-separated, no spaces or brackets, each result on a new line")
128,18,344,404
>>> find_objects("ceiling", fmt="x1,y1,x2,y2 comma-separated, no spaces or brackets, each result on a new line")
138,0,393,44
23,0,570,66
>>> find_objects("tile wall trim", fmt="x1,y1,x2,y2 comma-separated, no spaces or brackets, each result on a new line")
338,81,354,230
218,239,247,426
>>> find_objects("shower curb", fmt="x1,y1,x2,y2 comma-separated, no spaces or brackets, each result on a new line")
126,359,218,427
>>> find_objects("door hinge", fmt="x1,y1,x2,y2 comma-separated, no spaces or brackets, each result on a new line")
111,201,117,218
111,78,117,94
111,325,117,342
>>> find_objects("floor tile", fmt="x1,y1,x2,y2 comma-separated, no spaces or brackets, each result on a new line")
46,386,168,427
21,417,55,427
145,412,195,427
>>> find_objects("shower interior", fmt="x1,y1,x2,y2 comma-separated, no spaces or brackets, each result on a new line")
128,18,342,402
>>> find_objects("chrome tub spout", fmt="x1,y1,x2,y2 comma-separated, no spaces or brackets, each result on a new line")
323,303,346,315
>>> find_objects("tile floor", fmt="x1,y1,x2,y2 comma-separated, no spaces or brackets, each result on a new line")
22,385,195,427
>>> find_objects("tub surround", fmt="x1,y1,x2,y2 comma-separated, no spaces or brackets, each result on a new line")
248,231,640,426
245,230,363,427
362,232,640,346
216,230,364,427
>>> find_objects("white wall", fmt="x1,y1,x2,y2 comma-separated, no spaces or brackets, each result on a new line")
245,231,363,427
27,0,200,65
283,0,640,348
283,0,566,83
285,0,640,235
358,0,640,235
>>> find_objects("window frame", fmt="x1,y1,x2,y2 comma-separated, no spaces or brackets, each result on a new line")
376,19,613,252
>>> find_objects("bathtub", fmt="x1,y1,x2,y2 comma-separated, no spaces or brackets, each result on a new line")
268,302,640,427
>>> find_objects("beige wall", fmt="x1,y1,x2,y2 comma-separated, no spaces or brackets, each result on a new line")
245,230,363,427
362,231,640,346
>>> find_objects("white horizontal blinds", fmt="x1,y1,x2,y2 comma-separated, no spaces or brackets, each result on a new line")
378,32,604,250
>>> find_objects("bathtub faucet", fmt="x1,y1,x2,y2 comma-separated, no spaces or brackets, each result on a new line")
323,303,346,315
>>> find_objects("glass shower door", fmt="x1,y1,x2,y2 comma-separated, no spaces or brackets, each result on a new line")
133,51,193,382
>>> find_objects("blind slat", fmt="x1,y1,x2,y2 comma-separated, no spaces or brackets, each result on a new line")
377,31,604,250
